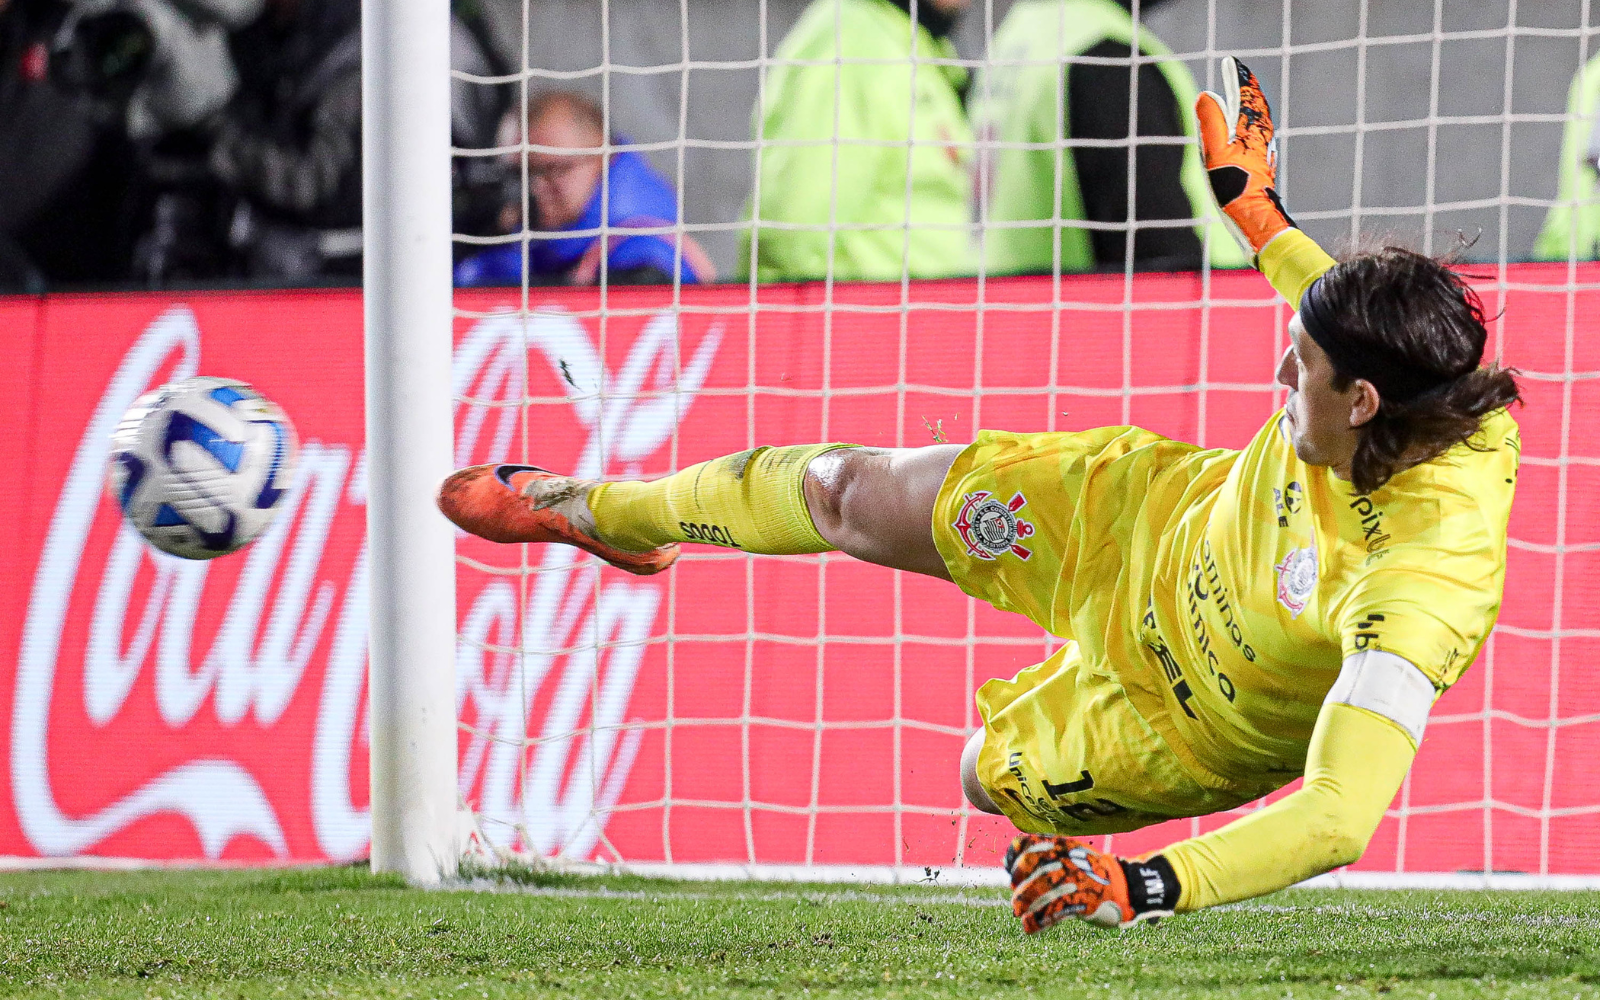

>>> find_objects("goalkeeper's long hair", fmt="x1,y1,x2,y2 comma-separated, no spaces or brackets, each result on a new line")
1313,246,1522,494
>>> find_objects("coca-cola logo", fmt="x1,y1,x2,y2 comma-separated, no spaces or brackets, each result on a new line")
15,301,719,861
451,308,720,858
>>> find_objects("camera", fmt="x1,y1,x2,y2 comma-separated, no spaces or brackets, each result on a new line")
52,0,250,138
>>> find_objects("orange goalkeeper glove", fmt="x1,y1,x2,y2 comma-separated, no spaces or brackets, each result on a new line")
1194,56,1296,257
1004,834,1179,933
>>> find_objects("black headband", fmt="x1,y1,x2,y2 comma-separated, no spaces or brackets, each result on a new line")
1298,275,1457,404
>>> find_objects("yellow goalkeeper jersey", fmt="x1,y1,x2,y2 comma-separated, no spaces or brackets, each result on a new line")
934,228,1521,906
1129,405,1521,784
937,229,1520,818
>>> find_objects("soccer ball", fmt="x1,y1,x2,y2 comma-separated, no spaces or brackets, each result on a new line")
106,376,299,560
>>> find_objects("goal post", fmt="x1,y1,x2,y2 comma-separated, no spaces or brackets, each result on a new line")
361,0,460,883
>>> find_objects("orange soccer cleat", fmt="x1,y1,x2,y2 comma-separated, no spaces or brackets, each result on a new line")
436,464,679,576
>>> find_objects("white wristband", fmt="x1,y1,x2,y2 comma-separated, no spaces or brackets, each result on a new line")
1324,650,1437,746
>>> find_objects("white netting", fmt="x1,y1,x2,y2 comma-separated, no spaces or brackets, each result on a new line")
447,0,1600,883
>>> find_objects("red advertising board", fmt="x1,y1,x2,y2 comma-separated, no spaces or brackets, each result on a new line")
2,266,1598,875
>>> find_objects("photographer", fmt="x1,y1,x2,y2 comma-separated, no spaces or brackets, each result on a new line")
0,0,143,289
200,0,361,281
123,0,502,283
57,0,356,283
51,0,256,282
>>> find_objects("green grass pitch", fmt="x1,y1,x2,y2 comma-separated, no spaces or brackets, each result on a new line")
0,865,1597,999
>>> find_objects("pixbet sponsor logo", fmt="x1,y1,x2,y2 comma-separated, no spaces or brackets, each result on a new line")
15,302,718,861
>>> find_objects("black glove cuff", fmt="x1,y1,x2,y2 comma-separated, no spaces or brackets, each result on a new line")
1120,854,1181,914
1264,186,1299,230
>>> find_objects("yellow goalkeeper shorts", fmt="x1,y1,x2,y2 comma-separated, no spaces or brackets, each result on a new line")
930,426,1219,637
931,428,1249,835
969,641,1249,835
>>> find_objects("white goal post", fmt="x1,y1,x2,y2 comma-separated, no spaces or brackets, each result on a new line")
361,0,461,882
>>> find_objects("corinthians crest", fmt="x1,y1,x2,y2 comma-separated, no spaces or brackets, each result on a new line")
1274,543,1318,618
953,490,1035,560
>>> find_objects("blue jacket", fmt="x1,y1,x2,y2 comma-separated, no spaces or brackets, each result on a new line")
455,146,706,286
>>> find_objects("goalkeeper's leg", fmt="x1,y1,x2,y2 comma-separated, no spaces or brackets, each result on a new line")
437,444,962,579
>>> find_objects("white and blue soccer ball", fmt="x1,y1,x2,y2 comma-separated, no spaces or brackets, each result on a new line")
106,376,299,560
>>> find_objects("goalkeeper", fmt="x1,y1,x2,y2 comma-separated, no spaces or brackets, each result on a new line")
438,58,1522,932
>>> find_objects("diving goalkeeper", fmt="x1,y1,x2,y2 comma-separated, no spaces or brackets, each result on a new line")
437,58,1521,932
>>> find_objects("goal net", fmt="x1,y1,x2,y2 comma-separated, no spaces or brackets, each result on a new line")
447,0,1600,885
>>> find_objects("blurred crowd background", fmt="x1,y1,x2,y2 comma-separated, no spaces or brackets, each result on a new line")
1,0,1597,292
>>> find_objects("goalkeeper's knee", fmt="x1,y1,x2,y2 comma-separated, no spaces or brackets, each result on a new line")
961,730,1003,815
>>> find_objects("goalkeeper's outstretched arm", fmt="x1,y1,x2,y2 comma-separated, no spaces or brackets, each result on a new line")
1005,651,1431,931
1159,654,1428,909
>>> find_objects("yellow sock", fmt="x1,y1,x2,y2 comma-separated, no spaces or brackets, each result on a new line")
585,444,854,554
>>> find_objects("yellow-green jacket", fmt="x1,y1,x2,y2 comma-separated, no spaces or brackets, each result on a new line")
1535,50,1600,261
739,0,974,282
969,0,1246,273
